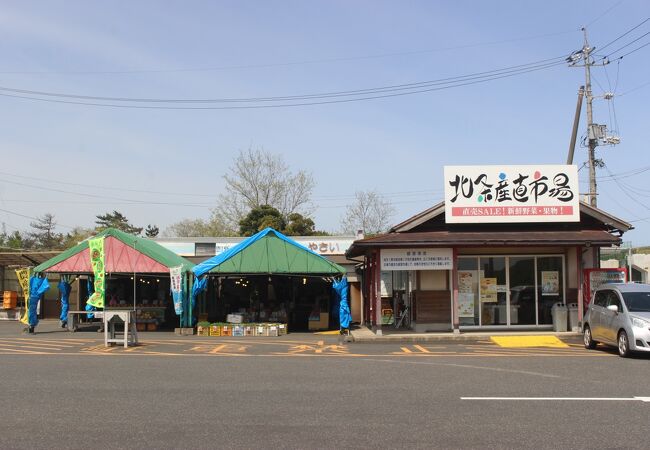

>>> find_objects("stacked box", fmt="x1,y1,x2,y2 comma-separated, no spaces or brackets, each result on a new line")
243,325,253,336
278,323,287,335
136,323,146,332
268,325,279,337
146,323,157,331
197,325,210,337
221,325,232,336
232,325,244,336
3,291,18,309
209,324,221,336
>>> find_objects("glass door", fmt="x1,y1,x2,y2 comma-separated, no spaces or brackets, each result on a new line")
508,257,536,325
479,257,507,326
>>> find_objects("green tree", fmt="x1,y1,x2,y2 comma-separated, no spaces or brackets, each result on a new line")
95,211,143,235
145,224,159,238
29,213,64,249
239,205,286,236
163,215,235,237
284,213,316,236
61,227,95,249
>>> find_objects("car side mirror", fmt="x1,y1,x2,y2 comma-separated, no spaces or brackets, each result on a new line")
607,304,619,313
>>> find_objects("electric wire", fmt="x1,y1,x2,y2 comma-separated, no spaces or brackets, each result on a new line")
604,30,650,58
598,17,650,53
0,61,566,110
0,57,567,104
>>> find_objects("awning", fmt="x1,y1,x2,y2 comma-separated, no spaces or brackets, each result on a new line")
347,229,621,257
34,228,195,274
193,227,346,277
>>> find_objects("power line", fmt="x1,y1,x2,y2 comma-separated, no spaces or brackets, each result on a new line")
0,57,566,104
0,61,566,110
586,0,625,28
604,30,650,58
0,207,75,230
598,17,649,53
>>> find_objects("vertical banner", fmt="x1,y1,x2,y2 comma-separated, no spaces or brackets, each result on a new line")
86,237,106,308
170,265,183,315
16,268,31,324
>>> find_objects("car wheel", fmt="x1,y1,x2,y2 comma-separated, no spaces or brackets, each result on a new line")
618,330,631,358
584,325,597,349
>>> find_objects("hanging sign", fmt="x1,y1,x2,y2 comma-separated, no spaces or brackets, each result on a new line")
381,248,453,271
170,265,183,315
16,268,31,324
444,165,579,223
86,237,105,308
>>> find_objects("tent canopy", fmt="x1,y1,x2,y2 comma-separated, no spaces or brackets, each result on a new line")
33,228,195,274
193,228,346,277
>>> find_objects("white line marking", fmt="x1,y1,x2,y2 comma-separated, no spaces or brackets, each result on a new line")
461,397,650,402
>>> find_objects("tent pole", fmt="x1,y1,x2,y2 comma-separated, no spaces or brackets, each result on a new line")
133,272,136,312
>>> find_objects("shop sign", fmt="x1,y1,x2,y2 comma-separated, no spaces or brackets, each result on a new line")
293,238,354,255
380,248,453,271
444,165,579,223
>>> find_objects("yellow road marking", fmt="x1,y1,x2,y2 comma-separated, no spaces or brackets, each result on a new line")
0,342,63,351
413,345,431,353
490,336,569,348
314,330,340,335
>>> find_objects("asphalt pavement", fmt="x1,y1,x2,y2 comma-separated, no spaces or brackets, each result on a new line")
0,320,648,449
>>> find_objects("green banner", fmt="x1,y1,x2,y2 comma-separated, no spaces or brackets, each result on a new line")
86,237,105,308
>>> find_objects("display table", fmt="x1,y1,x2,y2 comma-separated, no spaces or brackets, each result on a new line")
104,310,138,348
67,310,105,332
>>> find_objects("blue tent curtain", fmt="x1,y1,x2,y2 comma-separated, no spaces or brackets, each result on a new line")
186,276,208,327
28,276,50,328
85,276,96,319
333,277,351,330
58,275,73,323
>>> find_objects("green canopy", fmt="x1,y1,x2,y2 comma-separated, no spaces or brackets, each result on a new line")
33,228,195,274
193,227,346,276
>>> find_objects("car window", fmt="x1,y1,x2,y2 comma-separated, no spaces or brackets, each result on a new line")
622,292,650,312
594,290,608,307
606,292,622,311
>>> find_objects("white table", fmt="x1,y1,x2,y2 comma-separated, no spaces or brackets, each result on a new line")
103,310,138,348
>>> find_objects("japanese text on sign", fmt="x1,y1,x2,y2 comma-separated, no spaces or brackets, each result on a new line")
444,165,579,223
381,248,453,271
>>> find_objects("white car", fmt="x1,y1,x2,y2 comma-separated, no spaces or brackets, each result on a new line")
583,283,650,357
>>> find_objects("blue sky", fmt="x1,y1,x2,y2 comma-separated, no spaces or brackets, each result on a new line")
0,0,649,243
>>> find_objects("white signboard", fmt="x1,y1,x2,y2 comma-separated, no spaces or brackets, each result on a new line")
381,248,453,271
444,165,579,223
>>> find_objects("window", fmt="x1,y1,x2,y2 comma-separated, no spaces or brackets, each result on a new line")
195,243,216,256
594,290,608,307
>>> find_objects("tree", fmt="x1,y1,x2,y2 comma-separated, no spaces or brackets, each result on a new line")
145,224,159,238
163,215,235,237
284,213,316,236
215,147,315,229
95,211,143,235
61,227,95,249
29,213,64,249
239,205,286,236
340,190,396,235
0,229,33,250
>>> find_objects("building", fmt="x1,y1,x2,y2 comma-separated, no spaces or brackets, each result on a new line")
347,165,632,333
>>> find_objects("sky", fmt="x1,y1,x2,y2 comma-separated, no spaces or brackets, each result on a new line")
0,0,649,244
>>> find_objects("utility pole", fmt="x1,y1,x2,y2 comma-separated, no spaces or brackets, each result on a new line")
568,28,615,207
582,28,598,207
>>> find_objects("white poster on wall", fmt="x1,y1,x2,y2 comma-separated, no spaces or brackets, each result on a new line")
444,165,579,223
458,293,475,318
380,271,393,297
381,248,453,271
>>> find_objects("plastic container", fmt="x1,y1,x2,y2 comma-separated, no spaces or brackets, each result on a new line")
551,303,568,332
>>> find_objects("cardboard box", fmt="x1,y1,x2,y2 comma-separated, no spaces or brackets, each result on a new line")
209,325,221,336
197,325,210,336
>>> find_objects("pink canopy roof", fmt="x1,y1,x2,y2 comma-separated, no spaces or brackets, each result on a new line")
47,236,169,273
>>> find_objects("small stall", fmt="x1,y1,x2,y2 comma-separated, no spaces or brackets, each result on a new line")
32,228,195,331
191,227,347,333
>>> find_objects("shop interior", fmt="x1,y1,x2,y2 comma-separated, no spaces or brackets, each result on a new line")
196,275,339,332
78,274,176,330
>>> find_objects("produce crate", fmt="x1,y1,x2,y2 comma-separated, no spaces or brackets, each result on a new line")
2,291,17,309
146,323,157,331
232,325,244,337
221,325,232,336
243,325,253,336
136,323,146,332
278,323,287,335
209,324,221,336
268,325,279,337
197,325,210,337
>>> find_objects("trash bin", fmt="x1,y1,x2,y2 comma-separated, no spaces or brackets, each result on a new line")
551,303,568,332
567,303,579,331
